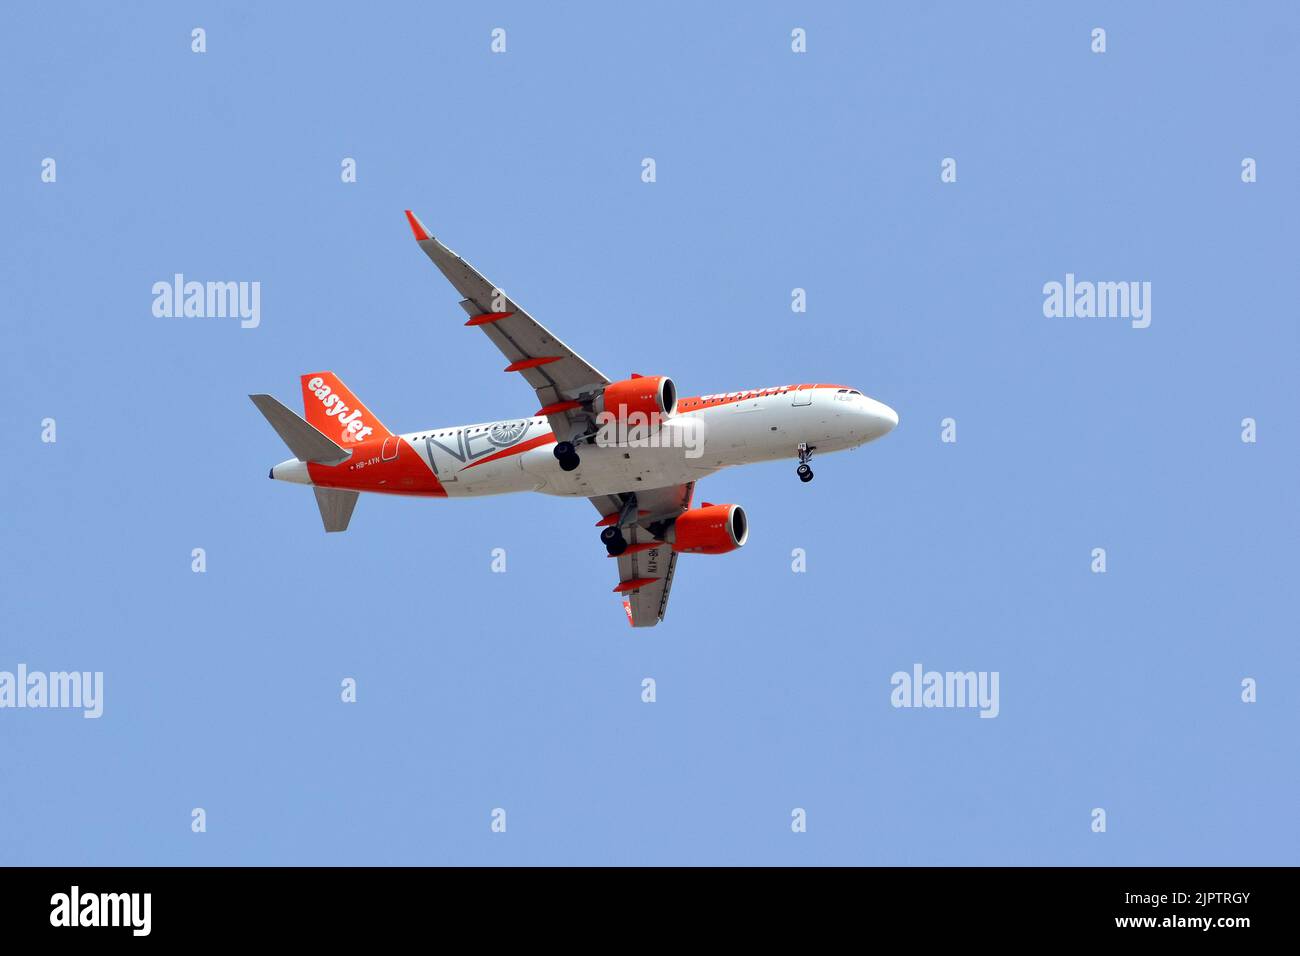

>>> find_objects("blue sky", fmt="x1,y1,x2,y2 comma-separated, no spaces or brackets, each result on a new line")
1,2,1296,865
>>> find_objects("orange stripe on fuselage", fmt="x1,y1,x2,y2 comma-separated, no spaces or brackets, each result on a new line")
308,437,447,497
459,432,557,471
674,383,849,412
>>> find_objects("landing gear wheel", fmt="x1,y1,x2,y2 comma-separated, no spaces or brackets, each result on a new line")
554,440,581,472
601,526,628,556
795,442,815,483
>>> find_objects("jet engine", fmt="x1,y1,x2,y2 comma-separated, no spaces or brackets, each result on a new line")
665,504,748,555
594,375,676,421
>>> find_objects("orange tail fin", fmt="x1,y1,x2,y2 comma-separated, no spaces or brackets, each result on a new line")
300,372,392,446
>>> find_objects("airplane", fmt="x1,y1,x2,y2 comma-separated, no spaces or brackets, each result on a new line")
250,210,898,627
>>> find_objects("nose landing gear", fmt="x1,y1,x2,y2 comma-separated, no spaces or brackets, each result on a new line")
796,442,815,483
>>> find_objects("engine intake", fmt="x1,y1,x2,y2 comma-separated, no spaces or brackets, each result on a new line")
595,375,676,422
666,504,748,555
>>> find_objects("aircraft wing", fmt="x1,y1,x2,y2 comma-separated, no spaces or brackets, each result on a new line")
405,210,609,442
591,483,695,628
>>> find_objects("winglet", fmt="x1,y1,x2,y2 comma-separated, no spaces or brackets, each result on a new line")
404,209,431,241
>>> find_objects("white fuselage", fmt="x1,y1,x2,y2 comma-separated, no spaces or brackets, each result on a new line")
353,384,895,499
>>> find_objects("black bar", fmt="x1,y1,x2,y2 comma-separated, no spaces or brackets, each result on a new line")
0,866,1283,941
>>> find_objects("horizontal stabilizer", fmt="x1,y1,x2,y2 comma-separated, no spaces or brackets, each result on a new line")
249,394,350,464
313,487,359,533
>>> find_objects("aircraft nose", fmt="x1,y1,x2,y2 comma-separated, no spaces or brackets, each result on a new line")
859,397,898,439
877,401,899,433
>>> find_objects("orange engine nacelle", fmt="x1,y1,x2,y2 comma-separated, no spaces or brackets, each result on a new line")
666,504,749,555
595,375,677,421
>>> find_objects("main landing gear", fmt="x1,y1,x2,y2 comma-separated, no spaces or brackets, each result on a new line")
601,525,627,556
796,442,815,483
554,440,581,472
599,495,639,556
